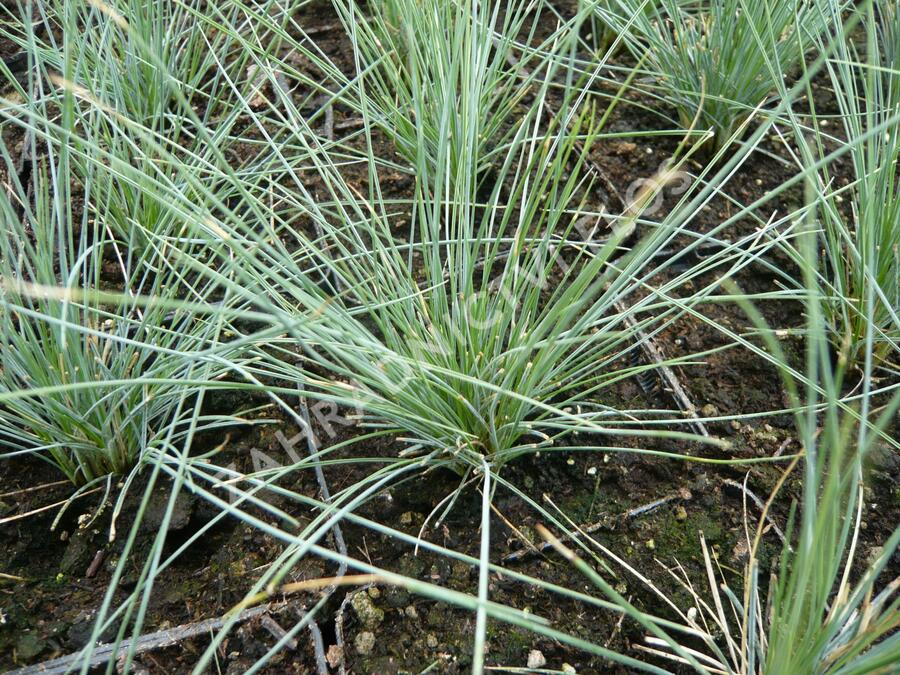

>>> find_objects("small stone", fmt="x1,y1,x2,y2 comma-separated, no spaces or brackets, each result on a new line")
587,466,597,476
675,505,688,522
730,420,741,431
870,442,900,472
382,585,410,608
367,586,381,600
399,511,414,526
145,488,193,532
426,633,439,648
354,631,376,656
404,605,419,619
326,644,343,668
562,664,577,674
527,649,547,669
566,458,575,466
351,591,384,629
700,403,718,418
16,632,45,660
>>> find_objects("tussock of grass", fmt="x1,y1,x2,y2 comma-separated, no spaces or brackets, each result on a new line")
331,0,593,188
781,1,900,366
0,147,250,486
0,1,897,673
601,0,844,151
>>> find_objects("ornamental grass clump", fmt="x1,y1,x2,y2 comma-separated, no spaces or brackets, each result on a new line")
636,221,900,675
0,0,283,243
331,0,590,188
0,0,274,486
179,54,788,476
786,1,900,365
600,0,842,151
0,156,248,485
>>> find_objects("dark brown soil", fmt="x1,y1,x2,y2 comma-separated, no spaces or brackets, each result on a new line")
1,2,898,674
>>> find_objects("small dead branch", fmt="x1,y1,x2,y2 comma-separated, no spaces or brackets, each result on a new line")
503,488,693,563
0,486,104,525
6,605,273,675
260,615,298,651
85,550,106,579
722,478,786,544
333,581,375,675
0,480,68,500
307,617,329,675
297,383,349,673
615,301,711,439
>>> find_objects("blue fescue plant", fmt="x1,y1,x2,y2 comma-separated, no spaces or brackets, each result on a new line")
600,0,845,151
0,144,250,485
782,0,900,366
331,0,595,188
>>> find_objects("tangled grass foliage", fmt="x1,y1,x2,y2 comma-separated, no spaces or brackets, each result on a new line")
781,1,900,366
601,0,845,151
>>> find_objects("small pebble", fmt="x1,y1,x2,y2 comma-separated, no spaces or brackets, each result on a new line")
351,592,384,629
354,631,376,656
700,403,718,418
527,649,547,669
326,645,343,668
562,664,577,674
587,466,597,476
675,505,688,522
